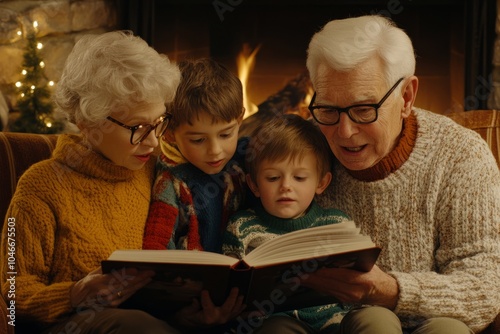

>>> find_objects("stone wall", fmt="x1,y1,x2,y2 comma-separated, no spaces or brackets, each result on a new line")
0,0,117,112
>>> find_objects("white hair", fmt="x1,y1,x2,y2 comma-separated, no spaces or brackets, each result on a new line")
306,15,415,88
54,31,180,126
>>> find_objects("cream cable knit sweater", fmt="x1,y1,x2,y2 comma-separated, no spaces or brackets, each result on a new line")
316,108,500,332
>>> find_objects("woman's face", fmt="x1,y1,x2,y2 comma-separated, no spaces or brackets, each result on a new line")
82,102,166,170
313,58,409,171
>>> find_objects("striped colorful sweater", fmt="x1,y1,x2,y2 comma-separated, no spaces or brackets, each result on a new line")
316,108,500,332
223,201,352,332
143,137,248,253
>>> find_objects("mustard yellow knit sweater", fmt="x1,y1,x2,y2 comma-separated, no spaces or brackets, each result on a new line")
1,134,155,327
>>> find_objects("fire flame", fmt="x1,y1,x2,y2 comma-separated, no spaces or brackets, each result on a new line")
237,43,261,119
298,88,314,119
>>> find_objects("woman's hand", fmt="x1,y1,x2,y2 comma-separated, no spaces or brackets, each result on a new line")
70,267,155,308
174,287,246,329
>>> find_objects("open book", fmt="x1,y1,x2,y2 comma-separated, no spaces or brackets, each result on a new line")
102,221,380,314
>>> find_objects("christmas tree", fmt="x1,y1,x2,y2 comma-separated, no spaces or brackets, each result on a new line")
10,22,63,134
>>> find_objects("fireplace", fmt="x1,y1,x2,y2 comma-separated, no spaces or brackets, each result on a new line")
120,0,495,115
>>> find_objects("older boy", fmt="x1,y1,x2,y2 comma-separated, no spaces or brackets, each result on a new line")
143,58,248,253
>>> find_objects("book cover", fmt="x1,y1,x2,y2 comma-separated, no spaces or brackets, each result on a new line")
102,222,381,313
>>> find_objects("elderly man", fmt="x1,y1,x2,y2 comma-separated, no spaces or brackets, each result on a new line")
302,15,500,334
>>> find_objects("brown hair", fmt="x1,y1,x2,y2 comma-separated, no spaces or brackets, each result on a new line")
246,114,332,182
167,58,243,129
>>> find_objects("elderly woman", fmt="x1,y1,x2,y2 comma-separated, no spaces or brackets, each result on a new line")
299,15,500,334
0,31,182,333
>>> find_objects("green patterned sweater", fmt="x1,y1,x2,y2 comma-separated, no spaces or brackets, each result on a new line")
222,201,351,332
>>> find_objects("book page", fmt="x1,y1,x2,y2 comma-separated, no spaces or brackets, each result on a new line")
106,249,239,266
243,221,376,266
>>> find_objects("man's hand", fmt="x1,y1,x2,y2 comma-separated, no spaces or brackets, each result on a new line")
302,264,399,309
174,287,246,329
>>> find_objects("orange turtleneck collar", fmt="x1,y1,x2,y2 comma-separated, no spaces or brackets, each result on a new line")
346,112,418,182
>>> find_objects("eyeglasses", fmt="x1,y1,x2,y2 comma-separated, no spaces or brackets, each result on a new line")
106,113,172,145
308,77,405,126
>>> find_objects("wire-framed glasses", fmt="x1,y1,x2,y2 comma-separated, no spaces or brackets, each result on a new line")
106,113,172,145
308,77,405,125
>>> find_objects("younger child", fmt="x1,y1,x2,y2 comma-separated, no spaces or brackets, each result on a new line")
222,114,351,333
143,58,248,253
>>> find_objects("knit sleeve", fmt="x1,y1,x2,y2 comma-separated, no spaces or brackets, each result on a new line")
142,166,180,250
1,194,73,326
392,132,500,332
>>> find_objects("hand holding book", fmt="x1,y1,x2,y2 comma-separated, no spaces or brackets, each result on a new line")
302,262,399,310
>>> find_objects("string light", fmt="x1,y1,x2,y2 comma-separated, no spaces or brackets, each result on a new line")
11,20,62,133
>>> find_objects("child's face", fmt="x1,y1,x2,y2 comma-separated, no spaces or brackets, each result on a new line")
169,112,242,174
248,152,331,219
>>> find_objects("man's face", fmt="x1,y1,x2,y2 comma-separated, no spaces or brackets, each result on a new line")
313,58,408,171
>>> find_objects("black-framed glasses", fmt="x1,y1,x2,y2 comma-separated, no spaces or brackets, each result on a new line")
308,77,405,126
106,113,172,145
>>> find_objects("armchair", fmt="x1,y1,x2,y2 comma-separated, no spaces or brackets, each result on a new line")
446,109,499,169
0,110,499,333
0,132,57,334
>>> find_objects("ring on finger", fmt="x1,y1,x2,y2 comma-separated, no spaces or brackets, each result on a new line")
117,290,123,298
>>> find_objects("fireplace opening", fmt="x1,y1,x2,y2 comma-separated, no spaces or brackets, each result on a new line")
120,0,495,115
